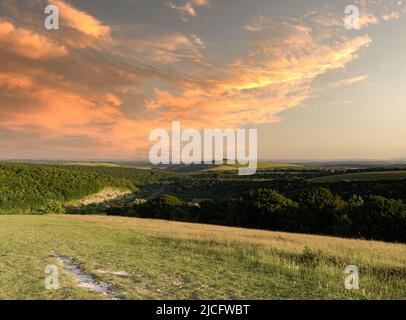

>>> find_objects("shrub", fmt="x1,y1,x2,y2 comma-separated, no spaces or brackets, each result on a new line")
299,246,325,267
42,200,65,214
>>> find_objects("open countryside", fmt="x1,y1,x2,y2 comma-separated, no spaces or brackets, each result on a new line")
0,161,405,299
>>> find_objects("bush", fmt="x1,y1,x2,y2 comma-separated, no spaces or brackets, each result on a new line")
42,200,65,214
299,246,326,267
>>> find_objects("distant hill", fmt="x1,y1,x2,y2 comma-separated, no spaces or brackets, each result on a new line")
204,162,303,172
310,170,406,182
63,162,121,167
158,162,303,173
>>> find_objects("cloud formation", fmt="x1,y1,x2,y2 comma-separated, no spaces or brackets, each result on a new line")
0,0,404,159
328,75,370,89
50,0,110,38
0,20,67,59
167,0,210,20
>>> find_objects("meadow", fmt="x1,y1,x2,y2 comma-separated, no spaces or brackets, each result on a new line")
0,215,404,300
310,170,406,182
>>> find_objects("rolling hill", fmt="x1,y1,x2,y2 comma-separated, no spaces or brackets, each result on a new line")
0,215,404,299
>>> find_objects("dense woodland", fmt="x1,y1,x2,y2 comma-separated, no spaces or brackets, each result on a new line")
0,163,135,214
140,174,406,202
64,165,187,186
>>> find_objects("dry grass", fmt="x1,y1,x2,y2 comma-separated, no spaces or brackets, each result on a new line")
0,215,404,300
71,215,406,269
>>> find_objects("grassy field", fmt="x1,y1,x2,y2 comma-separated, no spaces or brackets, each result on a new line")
204,162,303,172
0,215,404,300
63,162,121,167
310,171,406,182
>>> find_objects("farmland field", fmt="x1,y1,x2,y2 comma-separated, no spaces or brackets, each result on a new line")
204,162,303,172
0,215,404,300
310,171,406,182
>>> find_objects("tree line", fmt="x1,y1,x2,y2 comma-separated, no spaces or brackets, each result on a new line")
107,188,406,243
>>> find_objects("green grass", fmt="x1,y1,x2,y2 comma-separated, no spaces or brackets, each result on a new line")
310,171,406,182
0,215,404,300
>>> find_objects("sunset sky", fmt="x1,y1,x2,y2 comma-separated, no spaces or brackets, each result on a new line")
1,0,406,160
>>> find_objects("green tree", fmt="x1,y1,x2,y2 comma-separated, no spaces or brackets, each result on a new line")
133,194,197,221
236,189,298,229
348,195,406,241
299,188,345,233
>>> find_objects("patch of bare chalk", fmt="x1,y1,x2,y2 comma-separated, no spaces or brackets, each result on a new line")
54,255,121,300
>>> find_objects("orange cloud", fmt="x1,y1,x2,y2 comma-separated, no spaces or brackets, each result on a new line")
143,31,371,128
358,13,380,28
106,93,122,107
0,73,32,90
0,12,373,158
0,78,144,157
51,0,110,38
0,21,67,59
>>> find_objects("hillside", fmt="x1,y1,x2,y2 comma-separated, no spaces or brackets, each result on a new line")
0,215,404,300
159,162,303,173
0,163,136,214
64,164,187,186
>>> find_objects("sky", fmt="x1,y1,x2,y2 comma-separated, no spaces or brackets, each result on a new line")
0,0,406,160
